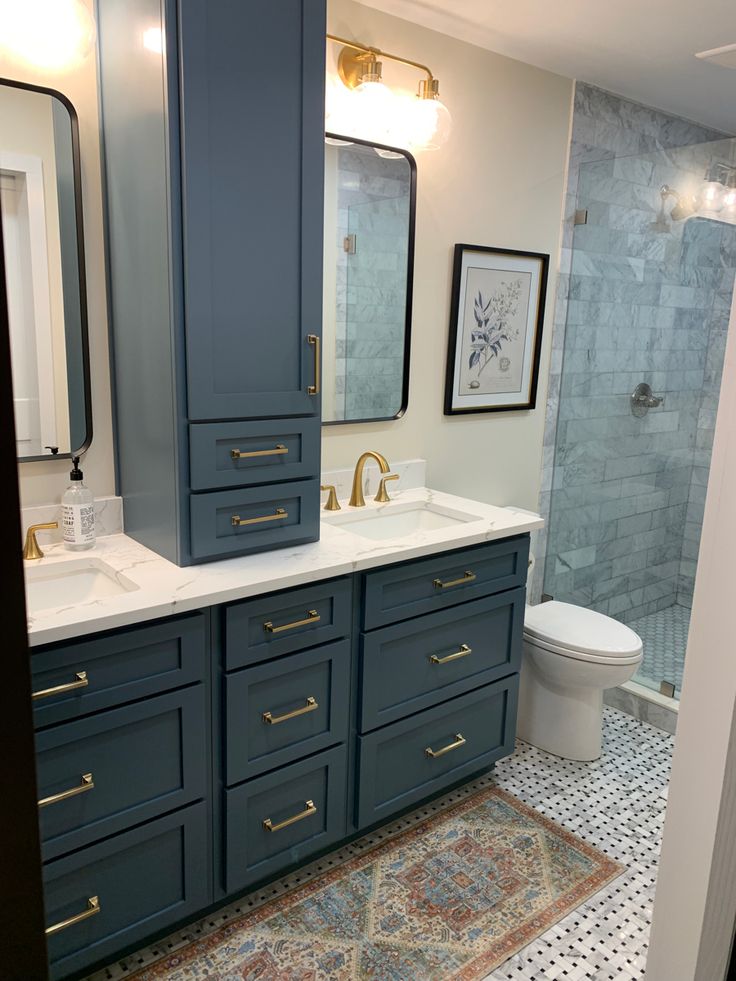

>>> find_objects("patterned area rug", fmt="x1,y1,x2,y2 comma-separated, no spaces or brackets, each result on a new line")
132,786,623,981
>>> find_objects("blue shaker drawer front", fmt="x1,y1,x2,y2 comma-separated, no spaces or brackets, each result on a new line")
31,614,207,728
362,537,530,629
36,686,207,860
226,640,350,784
356,677,519,829
189,417,320,491
224,745,347,893
225,577,352,670
44,802,210,981
360,589,525,732
189,479,320,561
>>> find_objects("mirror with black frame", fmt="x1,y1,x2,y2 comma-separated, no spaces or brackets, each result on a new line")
0,79,91,462
322,135,415,424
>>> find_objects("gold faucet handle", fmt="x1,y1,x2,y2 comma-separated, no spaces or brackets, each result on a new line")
23,521,59,561
374,473,399,503
320,484,341,511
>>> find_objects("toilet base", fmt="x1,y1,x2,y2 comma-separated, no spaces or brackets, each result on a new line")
518,665,604,762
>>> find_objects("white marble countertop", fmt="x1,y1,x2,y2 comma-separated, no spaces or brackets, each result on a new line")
26,487,543,648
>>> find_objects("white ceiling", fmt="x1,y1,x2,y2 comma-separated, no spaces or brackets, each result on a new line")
354,0,736,134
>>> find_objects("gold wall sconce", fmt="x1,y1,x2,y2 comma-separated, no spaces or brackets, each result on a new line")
325,34,451,152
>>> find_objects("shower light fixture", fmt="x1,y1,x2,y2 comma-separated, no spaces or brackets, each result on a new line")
658,161,736,227
326,34,451,153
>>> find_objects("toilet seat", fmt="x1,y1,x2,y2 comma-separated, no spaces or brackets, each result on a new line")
524,601,643,664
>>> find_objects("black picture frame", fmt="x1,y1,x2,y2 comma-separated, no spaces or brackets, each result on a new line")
322,133,416,426
0,76,93,462
443,243,549,415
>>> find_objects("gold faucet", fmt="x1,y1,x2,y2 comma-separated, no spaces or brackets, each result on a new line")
349,451,391,507
23,521,59,560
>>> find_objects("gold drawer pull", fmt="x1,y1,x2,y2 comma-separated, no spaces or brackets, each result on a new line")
45,896,100,936
264,609,320,634
231,507,287,527
433,571,476,590
262,696,318,725
430,644,472,665
425,733,466,759
230,444,288,460
32,671,89,701
263,799,317,833
38,773,94,808
307,334,320,395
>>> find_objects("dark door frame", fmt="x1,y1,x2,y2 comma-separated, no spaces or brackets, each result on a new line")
0,190,49,977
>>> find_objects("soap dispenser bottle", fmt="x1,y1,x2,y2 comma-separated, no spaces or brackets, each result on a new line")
62,457,96,550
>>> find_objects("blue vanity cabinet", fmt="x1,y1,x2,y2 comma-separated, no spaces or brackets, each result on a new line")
97,0,325,566
33,535,530,978
33,614,212,979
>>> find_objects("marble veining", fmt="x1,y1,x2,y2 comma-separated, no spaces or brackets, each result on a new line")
21,496,124,541
26,486,542,647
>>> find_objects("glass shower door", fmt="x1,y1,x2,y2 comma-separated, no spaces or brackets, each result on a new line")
543,136,736,698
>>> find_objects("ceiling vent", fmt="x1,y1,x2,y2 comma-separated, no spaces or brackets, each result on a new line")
695,43,736,68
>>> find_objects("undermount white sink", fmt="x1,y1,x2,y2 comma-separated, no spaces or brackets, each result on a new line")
25,558,140,614
323,499,483,541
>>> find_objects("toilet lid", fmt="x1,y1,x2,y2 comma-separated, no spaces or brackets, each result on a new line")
524,601,643,659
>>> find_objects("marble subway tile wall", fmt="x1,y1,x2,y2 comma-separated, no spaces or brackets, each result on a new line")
333,149,410,420
532,83,735,620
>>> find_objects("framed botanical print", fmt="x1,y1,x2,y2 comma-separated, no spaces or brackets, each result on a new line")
444,244,549,414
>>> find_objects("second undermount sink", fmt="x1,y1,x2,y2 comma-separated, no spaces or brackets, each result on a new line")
25,557,140,614
323,499,483,541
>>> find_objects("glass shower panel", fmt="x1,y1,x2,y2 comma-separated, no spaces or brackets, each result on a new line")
544,137,736,698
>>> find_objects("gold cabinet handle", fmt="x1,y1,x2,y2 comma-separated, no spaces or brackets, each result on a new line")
231,508,287,527
230,444,288,461
263,609,321,634
432,571,476,590
425,733,466,758
263,799,317,833
307,334,320,395
262,696,318,725
32,671,89,701
430,644,472,665
45,896,100,936
38,773,94,809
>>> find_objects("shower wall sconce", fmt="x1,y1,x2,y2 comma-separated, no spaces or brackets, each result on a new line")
661,162,736,225
325,34,451,152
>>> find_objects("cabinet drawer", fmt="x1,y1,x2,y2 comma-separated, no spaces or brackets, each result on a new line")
362,536,529,629
44,802,209,980
225,577,351,670
360,589,525,732
226,640,349,784
189,417,320,491
32,614,206,728
190,479,319,561
224,745,347,893
356,677,518,829
36,687,207,860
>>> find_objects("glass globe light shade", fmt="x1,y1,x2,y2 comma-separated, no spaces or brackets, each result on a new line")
721,186,736,219
325,75,355,137
0,0,95,71
696,180,725,212
406,96,452,152
350,77,396,145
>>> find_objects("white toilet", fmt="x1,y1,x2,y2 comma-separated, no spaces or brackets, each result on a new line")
518,600,643,761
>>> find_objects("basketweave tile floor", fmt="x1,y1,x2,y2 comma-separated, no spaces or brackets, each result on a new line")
88,709,673,981
628,603,691,697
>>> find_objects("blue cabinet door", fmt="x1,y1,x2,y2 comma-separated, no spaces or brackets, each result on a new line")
179,0,325,421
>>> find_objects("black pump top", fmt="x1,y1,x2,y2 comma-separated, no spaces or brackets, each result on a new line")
70,456,84,481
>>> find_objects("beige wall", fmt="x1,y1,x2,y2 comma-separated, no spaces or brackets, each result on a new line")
1,0,115,506
324,0,573,510
646,288,736,980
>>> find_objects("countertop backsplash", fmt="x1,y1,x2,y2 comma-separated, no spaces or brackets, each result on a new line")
20,496,124,542
320,458,426,502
